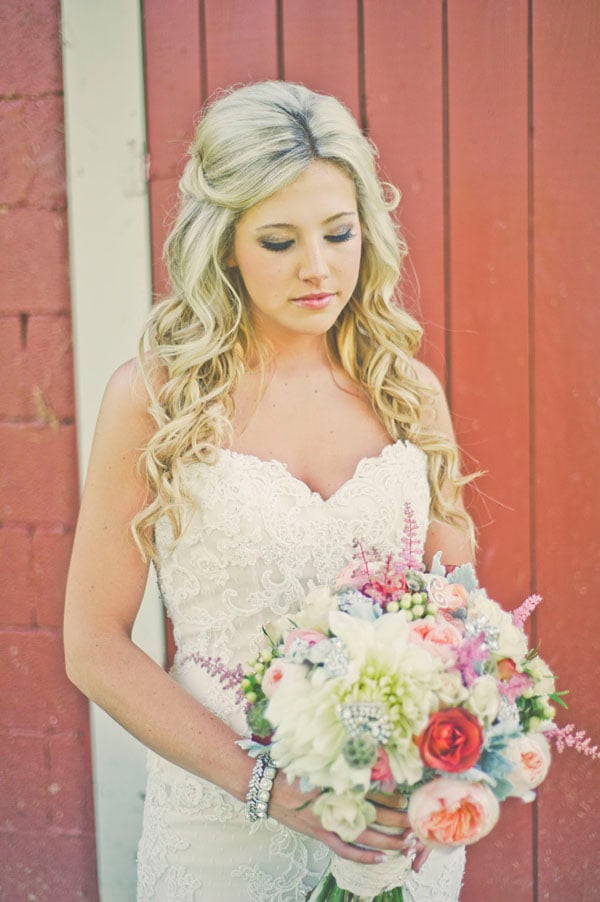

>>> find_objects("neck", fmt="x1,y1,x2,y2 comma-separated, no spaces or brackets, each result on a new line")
250,322,332,372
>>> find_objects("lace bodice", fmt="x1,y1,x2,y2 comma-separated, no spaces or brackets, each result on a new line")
155,441,429,730
138,441,465,901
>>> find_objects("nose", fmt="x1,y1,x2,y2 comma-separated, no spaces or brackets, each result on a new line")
297,239,330,283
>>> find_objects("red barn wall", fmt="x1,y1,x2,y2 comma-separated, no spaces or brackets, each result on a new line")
142,1,600,899
1,1,598,899
0,1,98,899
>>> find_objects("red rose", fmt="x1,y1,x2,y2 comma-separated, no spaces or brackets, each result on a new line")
418,708,483,773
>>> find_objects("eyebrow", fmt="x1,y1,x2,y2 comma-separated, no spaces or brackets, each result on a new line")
256,212,357,231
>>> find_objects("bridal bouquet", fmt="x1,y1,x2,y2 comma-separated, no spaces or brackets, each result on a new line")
240,503,597,902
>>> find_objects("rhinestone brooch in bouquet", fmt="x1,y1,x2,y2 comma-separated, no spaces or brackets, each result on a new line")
239,503,598,902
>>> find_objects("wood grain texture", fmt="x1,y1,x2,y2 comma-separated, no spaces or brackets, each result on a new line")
532,2,600,898
363,0,447,377
447,0,530,602
282,0,360,119
140,2,600,896
142,0,202,180
204,0,278,96
444,2,532,897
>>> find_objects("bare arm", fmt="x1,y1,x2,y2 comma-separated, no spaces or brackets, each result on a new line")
64,360,407,864
412,361,476,570
64,360,257,799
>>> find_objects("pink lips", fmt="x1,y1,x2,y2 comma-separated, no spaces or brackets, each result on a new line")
290,293,335,310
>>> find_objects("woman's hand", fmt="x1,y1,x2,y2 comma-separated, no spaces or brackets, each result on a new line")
367,790,431,873
269,778,429,869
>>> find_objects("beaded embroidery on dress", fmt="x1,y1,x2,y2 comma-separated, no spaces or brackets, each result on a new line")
136,441,465,901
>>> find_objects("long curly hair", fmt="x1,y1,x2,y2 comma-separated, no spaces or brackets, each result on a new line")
132,81,475,560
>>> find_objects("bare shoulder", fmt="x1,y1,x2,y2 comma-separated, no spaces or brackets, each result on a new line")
411,359,444,394
411,359,456,440
99,354,167,444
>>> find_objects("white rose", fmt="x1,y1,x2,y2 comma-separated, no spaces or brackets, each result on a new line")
469,594,528,662
466,675,501,727
313,790,376,842
525,655,556,697
261,660,306,698
438,669,469,707
504,733,551,800
293,586,338,632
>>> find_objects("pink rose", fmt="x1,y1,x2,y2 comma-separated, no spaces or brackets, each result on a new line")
283,628,327,656
408,619,463,661
427,576,469,613
504,733,551,799
262,660,304,698
370,747,396,793
427,576,468,612
408,777,499,847
439,583,468,612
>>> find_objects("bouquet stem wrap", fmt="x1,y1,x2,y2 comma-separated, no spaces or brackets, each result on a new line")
308,826,413,902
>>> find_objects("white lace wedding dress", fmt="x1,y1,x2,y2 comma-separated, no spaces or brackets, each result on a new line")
137,440,466,901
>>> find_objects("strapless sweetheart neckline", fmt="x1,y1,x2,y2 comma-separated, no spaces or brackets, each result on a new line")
219,438,410,504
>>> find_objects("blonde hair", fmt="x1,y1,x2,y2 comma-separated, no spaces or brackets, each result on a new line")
133,81,474,559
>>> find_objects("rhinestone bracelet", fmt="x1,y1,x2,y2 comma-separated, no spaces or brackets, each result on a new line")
245,752,277,822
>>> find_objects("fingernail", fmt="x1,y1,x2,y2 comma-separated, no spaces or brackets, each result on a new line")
375,854,386,863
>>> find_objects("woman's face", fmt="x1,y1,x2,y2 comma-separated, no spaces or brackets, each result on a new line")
230,160,362,342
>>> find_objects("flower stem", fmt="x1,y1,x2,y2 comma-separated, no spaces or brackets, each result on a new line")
308,872,404,902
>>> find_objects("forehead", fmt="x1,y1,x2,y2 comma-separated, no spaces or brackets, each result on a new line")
239,160,357,229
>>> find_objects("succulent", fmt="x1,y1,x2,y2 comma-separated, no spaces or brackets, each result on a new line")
342,733,379,769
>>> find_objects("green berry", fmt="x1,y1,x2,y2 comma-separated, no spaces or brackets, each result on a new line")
246,698,273,739
386,601,400,613
246,691,257,704
412,604,425,618
400,593,412,610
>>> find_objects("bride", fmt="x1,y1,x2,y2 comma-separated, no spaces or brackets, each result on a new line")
64,81,475,901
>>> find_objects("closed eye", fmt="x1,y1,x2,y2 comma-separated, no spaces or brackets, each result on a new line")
325,228,355,244
260,239,294,252
261,228,356,252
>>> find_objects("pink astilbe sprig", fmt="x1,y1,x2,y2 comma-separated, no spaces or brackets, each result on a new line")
546,724,600,759
511,594,543,629
362,550,408,607
453,633,490,687
399,501,425,571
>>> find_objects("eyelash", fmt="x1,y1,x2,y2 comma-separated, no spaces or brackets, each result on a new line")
260,228,355,252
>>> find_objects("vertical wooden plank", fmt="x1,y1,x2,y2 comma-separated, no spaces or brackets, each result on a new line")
446,2,532,899
282,0,360,119
63,2,163,895
363,0,446,377
204,0,278,96
533,2,600,898
143,0,202,180
143,0,203,297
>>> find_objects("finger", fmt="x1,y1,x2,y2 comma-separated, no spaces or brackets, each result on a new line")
367,790,408,810
371,806,411,829
411,847,431,873
353,827,407,852
325,833,387,865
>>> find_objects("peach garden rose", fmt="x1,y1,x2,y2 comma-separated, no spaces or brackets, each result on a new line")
408,777,500,847
504,732,551,799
